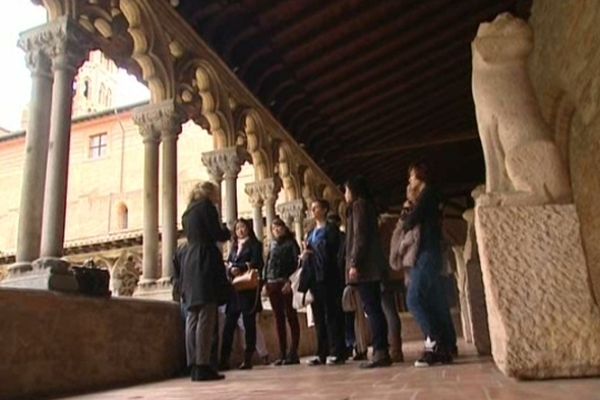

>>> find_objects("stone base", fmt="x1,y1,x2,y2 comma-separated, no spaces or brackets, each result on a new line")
475,203,600,379
465,259,491,356
132,278,174,301
0,258,78,293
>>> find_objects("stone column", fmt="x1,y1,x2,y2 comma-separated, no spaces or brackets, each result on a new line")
132,104,163,290
39,18,89,261
204,147,242,230
201,152,225,219
9,26,54,274
157,103,184,289
222,150,242,230
245,183,264,242
277,199,305,245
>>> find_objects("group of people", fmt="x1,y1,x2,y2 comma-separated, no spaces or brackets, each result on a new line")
174,160,456,382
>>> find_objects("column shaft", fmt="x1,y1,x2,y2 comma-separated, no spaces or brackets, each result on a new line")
294,219,304,245
141,138,160,284
13,55,53,268
40,66,76,258
160,135,178,282
252,203,264,242
224,175,238,230
265,199,276,241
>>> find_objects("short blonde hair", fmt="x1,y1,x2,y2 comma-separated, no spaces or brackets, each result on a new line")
188,181,218,205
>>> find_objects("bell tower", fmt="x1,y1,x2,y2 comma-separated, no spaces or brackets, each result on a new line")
72,50,118,118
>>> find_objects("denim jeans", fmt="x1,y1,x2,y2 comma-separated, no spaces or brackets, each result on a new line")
407,250,455,349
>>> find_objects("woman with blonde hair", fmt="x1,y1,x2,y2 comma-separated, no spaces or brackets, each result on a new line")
180,181,231,381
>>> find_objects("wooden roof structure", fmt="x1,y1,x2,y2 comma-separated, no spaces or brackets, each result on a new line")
174,0,532,203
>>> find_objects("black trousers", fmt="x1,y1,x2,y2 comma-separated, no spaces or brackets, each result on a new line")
311,281,346,361
358,281,389,352
221,289,257,363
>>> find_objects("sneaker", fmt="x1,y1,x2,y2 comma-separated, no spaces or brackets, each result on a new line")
414,350,437,368
326,356,346,365
352,351,367,361
306,357,324,366
272,358,285,366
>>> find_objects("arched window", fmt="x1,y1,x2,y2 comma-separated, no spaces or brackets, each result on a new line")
106,89,112,107
83,79,91,99
117,203,128,230
99,83,106,106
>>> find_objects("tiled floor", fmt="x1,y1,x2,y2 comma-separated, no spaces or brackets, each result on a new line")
58,341,600,400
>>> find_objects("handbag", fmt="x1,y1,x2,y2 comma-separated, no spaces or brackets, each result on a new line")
232,268,259,291
341,285,357,312
290,267,313,309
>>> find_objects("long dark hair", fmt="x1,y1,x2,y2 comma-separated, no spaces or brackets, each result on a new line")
271,217,295,242
231,218,258,249
344,175,372,201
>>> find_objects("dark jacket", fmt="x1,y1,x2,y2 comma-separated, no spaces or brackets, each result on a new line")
180,199,231,309
299,222,343,291
264,237,300,282
172,243,188,302
226,238,264,279
402,185,442,255
345,198,389,283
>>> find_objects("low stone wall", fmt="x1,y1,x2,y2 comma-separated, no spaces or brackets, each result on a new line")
0,289,185,400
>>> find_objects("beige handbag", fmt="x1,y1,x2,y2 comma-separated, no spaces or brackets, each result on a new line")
232,268,259,291
342,285,358,312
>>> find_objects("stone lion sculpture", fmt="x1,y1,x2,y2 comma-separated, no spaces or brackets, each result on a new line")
471,13,572,206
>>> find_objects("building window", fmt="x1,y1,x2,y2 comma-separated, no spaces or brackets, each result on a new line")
117,203,128,230
89,133,108,159
83,79,91,99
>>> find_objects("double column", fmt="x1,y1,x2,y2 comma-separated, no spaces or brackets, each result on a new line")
9,18,89,281
201,147,242,230
245,178,281,243
132,101,183,290
277,199,305,245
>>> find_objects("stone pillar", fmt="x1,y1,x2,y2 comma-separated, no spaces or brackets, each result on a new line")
9,25,54,274
202,147,242,230
132,104,164,291
264,196,276,241
157,104,184,289
40,18,89,261
277,199,305,245
247,178,281,243
200,153,224,218
245,184,264,242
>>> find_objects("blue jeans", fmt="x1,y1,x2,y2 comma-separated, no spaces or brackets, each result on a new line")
407,250,455,349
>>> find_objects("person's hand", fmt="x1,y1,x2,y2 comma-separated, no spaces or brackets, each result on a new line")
282,281,292,294
348,267,359,283
230,267,241,277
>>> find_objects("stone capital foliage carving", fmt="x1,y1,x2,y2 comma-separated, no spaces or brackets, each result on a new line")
244,184,264,208
19,17,91,75
245,177,282,207
202,147,243,179
277,199,305,223
133,100,185,144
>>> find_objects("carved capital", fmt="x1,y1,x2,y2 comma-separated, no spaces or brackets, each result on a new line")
19,17,91,76
202,147,243,180
133,100,184,144
277,199,305,224
245,183,264,208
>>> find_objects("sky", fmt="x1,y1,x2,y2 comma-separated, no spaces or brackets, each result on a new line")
0,3,149,132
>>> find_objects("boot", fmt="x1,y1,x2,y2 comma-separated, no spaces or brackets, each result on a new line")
192,365,225,381
239,352,253,370
389,336,404,363
359,349,392,369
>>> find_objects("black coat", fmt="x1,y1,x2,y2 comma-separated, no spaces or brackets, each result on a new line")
402,185,442,254
264,237,300,282
180,199,231,309
345,198,389,283
226,237,264,313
